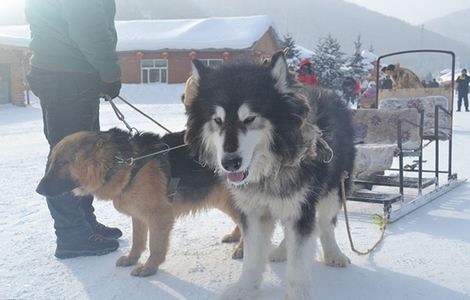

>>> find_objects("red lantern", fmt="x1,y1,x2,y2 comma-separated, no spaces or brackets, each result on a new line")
162,52,169,59
222,51,230,61
189,51,197,59
136,51,144,59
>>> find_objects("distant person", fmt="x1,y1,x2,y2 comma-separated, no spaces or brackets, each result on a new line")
26,0,122,258
456,69,470,112
381,75,393,90
430,78,439,88
342,77,359,108
360,81,377,108
296,59,318,87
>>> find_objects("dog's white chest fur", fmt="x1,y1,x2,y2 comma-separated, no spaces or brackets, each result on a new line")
231,187,308,221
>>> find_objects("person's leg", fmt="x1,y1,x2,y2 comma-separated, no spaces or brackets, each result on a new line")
464,93,469,111
29,68,118,257
457,92,463,111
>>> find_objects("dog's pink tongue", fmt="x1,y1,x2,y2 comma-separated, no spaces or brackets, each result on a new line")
226,172,245,183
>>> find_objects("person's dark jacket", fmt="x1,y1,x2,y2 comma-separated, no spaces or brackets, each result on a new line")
382,78,393,90
456,74,470,94
25,0,121,83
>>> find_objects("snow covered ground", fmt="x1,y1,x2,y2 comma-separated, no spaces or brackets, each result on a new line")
1,84,470,300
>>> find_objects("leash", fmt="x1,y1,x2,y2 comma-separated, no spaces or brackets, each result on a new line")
340,172,388,255
115,143,187,166
104,94,172,134
107,97,139,134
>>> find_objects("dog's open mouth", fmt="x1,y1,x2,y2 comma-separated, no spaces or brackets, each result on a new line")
225,169,249,185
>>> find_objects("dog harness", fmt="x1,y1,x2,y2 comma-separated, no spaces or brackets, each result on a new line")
107,153,180,200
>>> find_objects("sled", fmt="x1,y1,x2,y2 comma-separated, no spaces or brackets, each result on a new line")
347,49,466,222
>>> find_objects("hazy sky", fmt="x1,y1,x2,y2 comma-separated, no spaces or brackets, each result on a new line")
1,0,470,25
345,0,470,24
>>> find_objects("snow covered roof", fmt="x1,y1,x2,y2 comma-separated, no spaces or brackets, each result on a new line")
361,50,378,64
0,25,29,49
295,45,315,59
0,15,274,51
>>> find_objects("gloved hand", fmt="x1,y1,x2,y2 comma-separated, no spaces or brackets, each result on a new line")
100,80,121,100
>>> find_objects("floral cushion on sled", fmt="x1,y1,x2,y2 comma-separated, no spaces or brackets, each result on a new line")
353,144,396,179
351,108,422,151
351,108,422,179
378,96,450,140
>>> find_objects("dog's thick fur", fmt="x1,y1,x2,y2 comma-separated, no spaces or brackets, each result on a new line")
36,128,243,276
185,52,355,299
381,63,423,89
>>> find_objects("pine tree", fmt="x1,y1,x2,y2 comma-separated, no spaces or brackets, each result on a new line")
346,35,369,79
311,34,346,90
280,33,301,70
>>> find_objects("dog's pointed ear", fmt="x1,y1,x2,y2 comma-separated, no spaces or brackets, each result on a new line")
395,62,400,70
381,66,387,73
191,59,208,86
270,51,289,92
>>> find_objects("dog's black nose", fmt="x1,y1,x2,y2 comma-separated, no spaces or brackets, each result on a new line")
222,154,242,172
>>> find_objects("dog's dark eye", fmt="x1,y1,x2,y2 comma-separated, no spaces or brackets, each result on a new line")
213,117,223,126
243,116,256,125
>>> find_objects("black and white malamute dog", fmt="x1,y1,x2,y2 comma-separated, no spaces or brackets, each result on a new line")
185,52,355,299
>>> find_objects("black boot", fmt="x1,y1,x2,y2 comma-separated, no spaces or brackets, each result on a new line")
91,221,123,239
55,233,119,259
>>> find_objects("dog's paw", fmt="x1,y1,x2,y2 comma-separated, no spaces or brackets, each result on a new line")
222,233,241,243
231,244,244,260
323,251,351,267
269,245,287,262
130,264,158,277
116,255,139,267
220,284,257,300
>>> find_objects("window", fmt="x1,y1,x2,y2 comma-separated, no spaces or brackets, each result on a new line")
199,59,224,68
140,59,168,83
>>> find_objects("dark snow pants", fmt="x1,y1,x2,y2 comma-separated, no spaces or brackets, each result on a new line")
457,90,469,110
28,67,101,245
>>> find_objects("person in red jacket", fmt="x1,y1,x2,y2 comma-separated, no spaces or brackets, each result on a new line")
297,59,318,87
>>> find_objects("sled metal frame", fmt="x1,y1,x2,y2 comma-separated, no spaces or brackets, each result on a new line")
349,50,464,221
375,49,456,183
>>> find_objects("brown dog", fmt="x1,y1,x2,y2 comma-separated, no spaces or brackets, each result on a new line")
381,63,423,89
36,128,243,277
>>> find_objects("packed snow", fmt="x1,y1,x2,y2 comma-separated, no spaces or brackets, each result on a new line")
0,15,273,51
1,84,470,300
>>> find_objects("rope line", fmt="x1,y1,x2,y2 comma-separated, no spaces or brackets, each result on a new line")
341,172,388,255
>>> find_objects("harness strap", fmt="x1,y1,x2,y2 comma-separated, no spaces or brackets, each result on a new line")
107,150,181,200
123,154,180,200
